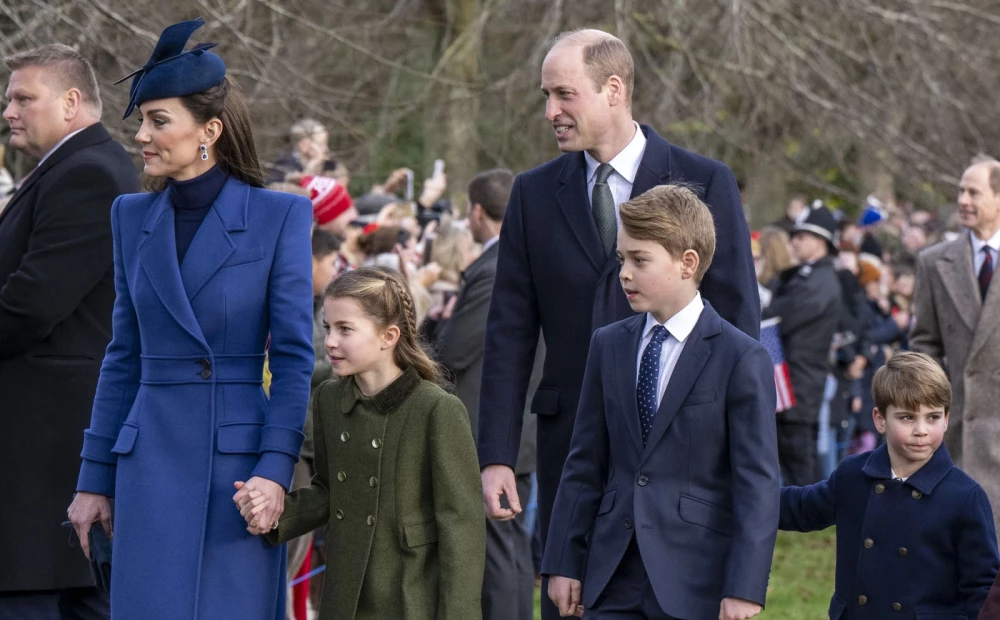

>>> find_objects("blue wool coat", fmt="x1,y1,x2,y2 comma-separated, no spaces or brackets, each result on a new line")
76,178,315,620
780,443,1000,620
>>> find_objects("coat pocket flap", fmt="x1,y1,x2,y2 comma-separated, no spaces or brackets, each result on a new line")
217,423,263,454
404,521,439,547
223,247,264,268
111,423,139,455
678,494,734,537
531,388,560,416
681,390,716,407
827,595,847,620
597,489,617,515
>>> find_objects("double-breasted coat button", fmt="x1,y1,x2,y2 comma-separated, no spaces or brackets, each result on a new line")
892,603,902,611
637,475,649,487
337,471,346,482
335,509,344,520
911,490,922,499
198,358,212,379
898,547,908,556
875,483,885,494
858,595,868,605
624,517,633,530
367,515,375,526
863,538,874,548
340,432,350,442
372,438,382,449
369,477,378,488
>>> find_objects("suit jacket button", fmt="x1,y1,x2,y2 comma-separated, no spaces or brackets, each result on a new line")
372,438,382,449
337,471,346,482
624,517,633,530
875,483,885,494
340,432,350,442
863,538,874,548
335,509,344,520
637,475,649,487
369,477,379,488
898,547,908,556
858,595,868,605
367,515,375,526
892,603,902,611
912,490,922,499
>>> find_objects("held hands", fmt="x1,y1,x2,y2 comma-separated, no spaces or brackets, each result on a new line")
548,576,584,617
481,464,521,521
67,492,113,561
719,597,763,620
232,478,285,535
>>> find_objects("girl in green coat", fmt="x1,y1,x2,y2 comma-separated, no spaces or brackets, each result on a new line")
237,266,485,620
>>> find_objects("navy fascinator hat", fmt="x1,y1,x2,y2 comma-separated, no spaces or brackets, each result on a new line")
116,19,226,119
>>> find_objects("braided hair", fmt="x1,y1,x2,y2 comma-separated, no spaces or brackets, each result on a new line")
324,266,442,384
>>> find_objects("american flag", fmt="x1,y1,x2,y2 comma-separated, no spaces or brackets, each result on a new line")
761,317,795,412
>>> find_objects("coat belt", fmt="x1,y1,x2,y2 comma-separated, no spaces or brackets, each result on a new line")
139,354,265,385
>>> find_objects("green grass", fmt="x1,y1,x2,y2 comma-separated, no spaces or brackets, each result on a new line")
533,529,836,620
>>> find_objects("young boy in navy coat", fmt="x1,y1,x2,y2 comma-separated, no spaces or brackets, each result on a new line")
542,185,780,620
780,351,1000,619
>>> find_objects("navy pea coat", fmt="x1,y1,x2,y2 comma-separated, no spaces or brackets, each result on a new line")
76,178,315,619
780,443,1000,619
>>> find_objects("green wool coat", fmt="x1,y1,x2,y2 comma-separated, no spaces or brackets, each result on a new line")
267,368,485,620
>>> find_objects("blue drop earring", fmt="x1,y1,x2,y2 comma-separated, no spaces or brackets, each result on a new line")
200,143,208,161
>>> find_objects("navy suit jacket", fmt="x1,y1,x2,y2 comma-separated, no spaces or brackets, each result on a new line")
477,125,759,479
541,302,779,620
780,444,999,620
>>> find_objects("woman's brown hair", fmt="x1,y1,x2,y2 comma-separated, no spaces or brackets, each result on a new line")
324,266,442,384
143,76,264,191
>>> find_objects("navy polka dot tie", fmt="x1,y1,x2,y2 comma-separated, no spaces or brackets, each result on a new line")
637,325,668,444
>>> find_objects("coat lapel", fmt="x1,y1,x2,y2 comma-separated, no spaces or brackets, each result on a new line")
639,304,720,464
555,153,605,272
613,315,646,454
935,237,980,333
178,177,247,301
970,248,1000,364
138,188,207,346
630,125,673,199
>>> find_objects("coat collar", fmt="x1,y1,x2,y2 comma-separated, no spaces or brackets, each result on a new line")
463,239,499,283
341,367,422,414
861,442,955,495
934,236,980,333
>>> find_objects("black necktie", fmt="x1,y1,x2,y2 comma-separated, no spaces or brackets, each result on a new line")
980,247,993,300
592,163,616,255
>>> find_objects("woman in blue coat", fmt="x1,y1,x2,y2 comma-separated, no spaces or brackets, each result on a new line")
67,20,314,619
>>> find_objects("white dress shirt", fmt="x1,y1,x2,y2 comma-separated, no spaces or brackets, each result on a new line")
890,468,909,483
482,235,500,253
635,292,704,410
584,122,647,226
970,229,1000,277
37,127,87,168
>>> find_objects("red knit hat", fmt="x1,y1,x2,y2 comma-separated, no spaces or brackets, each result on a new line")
300,175,353,225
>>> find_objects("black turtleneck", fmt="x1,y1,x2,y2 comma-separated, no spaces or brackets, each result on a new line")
168,164,229,263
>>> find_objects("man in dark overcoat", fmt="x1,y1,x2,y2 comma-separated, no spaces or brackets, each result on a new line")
0,45,137,618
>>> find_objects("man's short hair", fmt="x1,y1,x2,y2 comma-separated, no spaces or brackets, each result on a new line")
311,227,341,258
872,351,952,415
4,44,102,116
619,184,716,283
468,168,514,222
290,118,325,142
551,30,634,104
970,154,1000,196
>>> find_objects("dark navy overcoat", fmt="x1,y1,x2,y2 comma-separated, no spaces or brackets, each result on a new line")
76,178,314,619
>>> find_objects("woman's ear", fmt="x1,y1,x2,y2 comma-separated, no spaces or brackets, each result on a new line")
382,325,401,350
202,118,224,148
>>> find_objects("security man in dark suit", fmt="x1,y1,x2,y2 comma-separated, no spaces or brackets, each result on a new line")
0,45,137,619
437,168,541,620
475,30,758,620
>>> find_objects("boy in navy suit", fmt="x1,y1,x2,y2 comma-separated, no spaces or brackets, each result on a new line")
780,351,1000,619
542,185,780,620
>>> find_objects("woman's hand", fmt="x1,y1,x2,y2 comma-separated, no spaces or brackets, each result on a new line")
67,492,113,560
233,478,285,535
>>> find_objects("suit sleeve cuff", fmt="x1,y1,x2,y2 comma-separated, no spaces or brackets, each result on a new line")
252,452,297,491
76,460,117,497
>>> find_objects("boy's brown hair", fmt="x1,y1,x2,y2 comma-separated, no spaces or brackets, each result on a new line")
618,184,716,282
872,351,951,414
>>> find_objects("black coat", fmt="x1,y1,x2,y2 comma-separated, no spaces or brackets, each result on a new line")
763,256,842,424
0,123,137,591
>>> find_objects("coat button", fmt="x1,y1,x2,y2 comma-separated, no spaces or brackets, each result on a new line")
340,432,350,442
372,438,382,449
367,515,375,526
863,538,874,548
335,509,344,520
912,490,922,499
369,477,378,488
898,547,908,557
858,595,868,605
337,471,346,482
637,475,649,486
197,359,212,379
875,483,885,494
892,603,902,611
624,517,633,530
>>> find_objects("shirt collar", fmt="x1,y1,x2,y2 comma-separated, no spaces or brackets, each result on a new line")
37,128,87,168
584,121,646,186
861,442,954,495
642,292,704,343
482,235,500,253
969,228,1000,255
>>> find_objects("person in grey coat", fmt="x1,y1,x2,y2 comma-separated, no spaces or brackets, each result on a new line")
437,168,541,620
